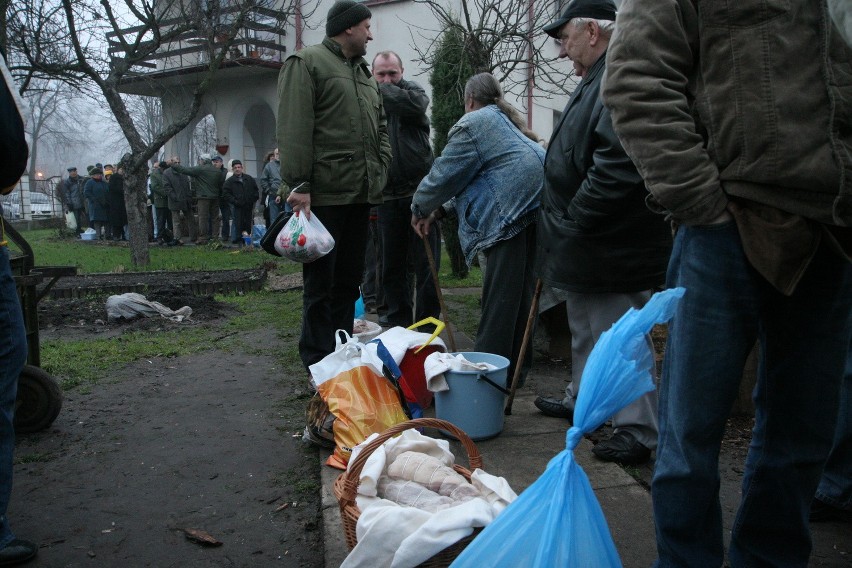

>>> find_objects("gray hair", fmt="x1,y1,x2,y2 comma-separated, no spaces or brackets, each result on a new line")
572,17,615,37
464,72,541,143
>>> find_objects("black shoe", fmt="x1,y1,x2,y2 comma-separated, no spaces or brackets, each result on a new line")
534,396,573,420
810,498,852,523
592,431,652,465
0,538,37,566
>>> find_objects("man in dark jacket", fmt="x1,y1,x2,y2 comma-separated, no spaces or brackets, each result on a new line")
83,168,110,240
62,167,86,235
107,166,128,240
277,0,391,369
372,51,440,328
163,157,196,245
533,0,672,466
222,160,259,244
0,47,38,566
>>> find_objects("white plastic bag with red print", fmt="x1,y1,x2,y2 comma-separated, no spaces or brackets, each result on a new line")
274,211,335,262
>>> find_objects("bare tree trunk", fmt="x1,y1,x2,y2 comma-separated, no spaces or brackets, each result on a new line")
123,166,150,266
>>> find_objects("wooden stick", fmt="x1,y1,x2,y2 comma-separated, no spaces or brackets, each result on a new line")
422,234,457,352
505,278,543,415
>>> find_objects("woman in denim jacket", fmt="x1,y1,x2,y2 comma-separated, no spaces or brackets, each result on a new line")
411,72,545,387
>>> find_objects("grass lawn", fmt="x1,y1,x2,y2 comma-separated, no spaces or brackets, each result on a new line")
10,227,482,287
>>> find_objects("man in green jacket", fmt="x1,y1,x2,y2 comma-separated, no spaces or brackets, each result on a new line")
276,0,392,370
172,155,225,245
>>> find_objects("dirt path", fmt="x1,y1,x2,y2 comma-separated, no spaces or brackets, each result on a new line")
11,341,322,567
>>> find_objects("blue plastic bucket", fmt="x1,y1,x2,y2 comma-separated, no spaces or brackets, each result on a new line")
434,352,510,441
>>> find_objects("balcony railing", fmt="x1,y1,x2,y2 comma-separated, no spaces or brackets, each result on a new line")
107,5,287,74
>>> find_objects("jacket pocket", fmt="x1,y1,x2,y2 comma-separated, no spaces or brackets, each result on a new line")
699,0,790,27
312,148,361,193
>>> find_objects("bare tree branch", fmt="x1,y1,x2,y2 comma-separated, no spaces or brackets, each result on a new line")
4,0,313,266
408,0,574,102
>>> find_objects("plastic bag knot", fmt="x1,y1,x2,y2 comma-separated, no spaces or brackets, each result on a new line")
566,426,583,450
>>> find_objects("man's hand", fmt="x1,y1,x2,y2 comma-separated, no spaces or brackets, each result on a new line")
411,213,435,238
287,191,311,218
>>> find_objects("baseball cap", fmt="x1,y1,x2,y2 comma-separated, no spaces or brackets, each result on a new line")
543,0,617,38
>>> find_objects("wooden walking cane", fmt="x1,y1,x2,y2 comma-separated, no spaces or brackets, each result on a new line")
505,278,543,415
421,234,457,352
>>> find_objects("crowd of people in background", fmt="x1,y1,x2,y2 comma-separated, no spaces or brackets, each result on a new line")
61,163,128,241
60,154,276,247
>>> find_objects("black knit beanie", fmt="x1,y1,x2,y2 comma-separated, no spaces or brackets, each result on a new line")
326,0,372,37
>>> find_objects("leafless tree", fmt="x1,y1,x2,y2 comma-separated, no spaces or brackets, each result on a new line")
124,93,163,149
4,0,315,266
191,114,217,163
21,78,81,177
408,0,572,103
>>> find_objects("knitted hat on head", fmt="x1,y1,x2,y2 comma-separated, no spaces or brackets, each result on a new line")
326,0,371,37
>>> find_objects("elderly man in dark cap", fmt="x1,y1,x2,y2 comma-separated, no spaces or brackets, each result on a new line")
62,167,87,235
276,0,391,375
532,0,672,465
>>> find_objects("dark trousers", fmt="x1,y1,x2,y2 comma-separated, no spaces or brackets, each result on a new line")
475,223,537,388
299,203,371,370
378,196,441,328
220,200,232,240
70,208,87,234
233,205,253,241
0,246,27,545
155,206,173,239
361,211,381,307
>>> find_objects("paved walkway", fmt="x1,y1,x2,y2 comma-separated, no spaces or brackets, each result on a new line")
319,326,851,567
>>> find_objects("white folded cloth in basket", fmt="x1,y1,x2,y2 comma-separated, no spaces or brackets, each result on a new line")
340,429,516,568
423,352,499,393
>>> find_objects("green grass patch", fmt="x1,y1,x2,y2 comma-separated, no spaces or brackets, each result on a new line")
437,247,482,288
14,453,52,464
444,292,482,339
41,326,213,389
273,467,321,499
39,289,308,391
10,228,300,275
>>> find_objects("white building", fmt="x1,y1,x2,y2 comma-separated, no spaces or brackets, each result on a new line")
118,0,573,177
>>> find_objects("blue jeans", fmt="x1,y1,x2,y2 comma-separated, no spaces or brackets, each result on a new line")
267,195,290,224
815,343,852,510
653,221,852,568
0,246,27,548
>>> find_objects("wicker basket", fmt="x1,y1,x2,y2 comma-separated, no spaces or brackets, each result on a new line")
332,418,484,567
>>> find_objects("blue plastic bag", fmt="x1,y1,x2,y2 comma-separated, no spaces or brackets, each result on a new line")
450,287,685,568
251,224,266,248
354,295,365,319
